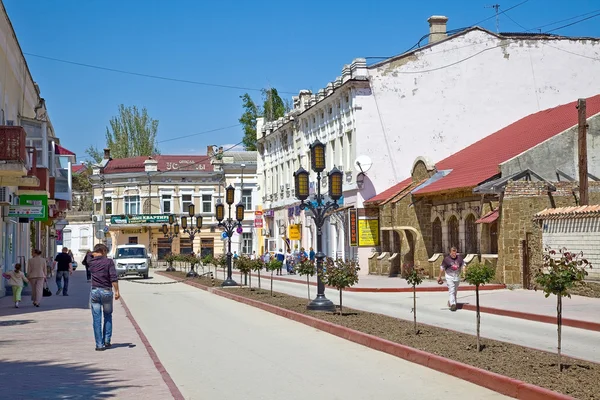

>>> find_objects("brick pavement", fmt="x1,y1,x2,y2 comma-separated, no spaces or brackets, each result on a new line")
0,269,177,399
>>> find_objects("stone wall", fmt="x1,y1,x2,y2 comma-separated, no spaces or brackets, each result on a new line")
499,181,600,285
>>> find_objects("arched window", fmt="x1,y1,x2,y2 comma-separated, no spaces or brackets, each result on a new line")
465,214,477,254
447,215,459,252
432,217,442,253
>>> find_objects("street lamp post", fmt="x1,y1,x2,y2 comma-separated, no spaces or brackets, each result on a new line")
181,204,203,278
215,185,244,287
162,214,179,272
294,139,344,312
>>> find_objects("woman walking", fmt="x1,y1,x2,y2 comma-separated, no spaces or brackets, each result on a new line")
3,263,28,307
27,249,47,307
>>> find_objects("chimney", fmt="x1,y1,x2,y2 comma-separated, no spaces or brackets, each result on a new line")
103,148,111,160
428,15,449,44
144,156,158,173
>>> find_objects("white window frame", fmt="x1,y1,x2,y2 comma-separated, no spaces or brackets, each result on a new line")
80,228,89,248
241,189,252,210
104,196,113,215
242,232,252,255
201,193,212,214
63,229,72,249
161,194,173,214
124,195,140,215
180,192,193,215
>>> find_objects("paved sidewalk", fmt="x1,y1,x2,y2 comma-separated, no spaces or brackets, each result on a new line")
0,270,175,399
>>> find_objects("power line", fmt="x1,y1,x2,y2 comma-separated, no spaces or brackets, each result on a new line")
545,11,600,33
500,8,529,31
23,52,297,95
156,124,241,144
471,0,530,28
527,9,600,32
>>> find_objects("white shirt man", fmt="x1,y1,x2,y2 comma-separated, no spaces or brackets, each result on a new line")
437,247,465,312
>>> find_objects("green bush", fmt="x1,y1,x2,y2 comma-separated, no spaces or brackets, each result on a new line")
319,258,360,315
295,258,316,301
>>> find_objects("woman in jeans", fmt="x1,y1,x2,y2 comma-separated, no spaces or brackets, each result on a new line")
27,249,47,307
86,244,120,351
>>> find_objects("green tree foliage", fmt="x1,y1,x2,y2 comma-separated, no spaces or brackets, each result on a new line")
405,267,425,334
262,88,286,122
319,258,360,315
71,166,93,211
534,247,591,371
239,93,260,151
235,255,253,288
87,105,160,161
266,259,283,296
250,258,264,290
464,262,496,352
295,258,316,301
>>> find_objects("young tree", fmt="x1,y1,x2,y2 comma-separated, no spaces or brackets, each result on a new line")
266,259,283,296
202,254,215,276
295,258,316,301
239,93,260,151
405,267,424,334
236,256,253,288
250,258,264,290
262,88,286,122
165,253,176,272
464,262,496,351
534,247,591,371
319,258,360,315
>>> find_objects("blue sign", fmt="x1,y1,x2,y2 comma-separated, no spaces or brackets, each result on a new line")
221,232,228,239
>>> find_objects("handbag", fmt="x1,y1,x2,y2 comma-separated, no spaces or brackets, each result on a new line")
43,281,52,297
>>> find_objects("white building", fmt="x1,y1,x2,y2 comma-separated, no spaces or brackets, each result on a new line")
59,212,94,263
256,15,600,274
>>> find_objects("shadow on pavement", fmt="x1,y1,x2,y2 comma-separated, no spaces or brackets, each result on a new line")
0,319,36,327
0,359,138,399
108,343,137,349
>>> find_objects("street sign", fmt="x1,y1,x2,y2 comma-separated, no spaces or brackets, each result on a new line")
254,218,263,228
8,205,44,219
110,214,170,224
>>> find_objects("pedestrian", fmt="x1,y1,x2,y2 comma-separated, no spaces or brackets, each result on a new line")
86,243,120,351
263,252,271,271
82,250,92,282
309,247,315,264
437,247,465,312
250,251,257,261
276,249,285,275
3,263,29,308
27,249,47,307
285,249,294,275
53,247,73,296
233,251,239,260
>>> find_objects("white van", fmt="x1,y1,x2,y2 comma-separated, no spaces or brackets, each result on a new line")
114,244,150,279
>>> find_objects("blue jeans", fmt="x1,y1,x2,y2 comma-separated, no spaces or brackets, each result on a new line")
90,288,114,348
56,271,70,294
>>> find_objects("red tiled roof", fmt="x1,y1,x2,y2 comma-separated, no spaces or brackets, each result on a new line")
476,209,499,224
534,205,600,220
103,155,214,174
71,164,87,174
413,95,600,195
363,177,412,205
55,144,76,156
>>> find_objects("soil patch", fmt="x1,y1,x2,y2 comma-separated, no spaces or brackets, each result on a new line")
165,271,599,400
570,281,600,298
161,270,224,287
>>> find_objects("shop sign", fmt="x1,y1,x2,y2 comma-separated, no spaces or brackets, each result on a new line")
348,208,358,247
254,218,263,228
263,210,274,217
357,208,380,247
8,205,45,219
255,211,263,216
288,224,301,240
18,194,48,221
110,214,170,225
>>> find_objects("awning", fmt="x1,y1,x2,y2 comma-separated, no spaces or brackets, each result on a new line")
55,144,76,156
476,209,499,224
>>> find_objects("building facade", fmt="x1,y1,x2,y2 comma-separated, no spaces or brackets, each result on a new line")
256,15,600,274
91,148,258,260
0,2,73,296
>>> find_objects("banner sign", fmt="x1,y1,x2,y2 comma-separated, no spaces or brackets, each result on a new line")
254,218,263,228
110,214,170,225
357,208,380,247
348,208,358,247
8,205,45,219
288,224,301,240
19,194,48,221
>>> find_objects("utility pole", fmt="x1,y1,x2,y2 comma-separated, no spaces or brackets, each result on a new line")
577,98,588,205
485,4,501,33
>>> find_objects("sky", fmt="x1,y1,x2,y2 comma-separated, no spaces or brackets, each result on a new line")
4,0,600,162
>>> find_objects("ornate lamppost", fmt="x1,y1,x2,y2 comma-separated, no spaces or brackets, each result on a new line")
294,139,343,311
162,214,179,272
181,204,203,277
215,185,244,287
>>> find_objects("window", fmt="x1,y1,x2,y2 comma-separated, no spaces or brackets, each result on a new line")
447,215,460,252
179,238,193,255
241,189,252,210
128,237,138,245
104,197,112,215
162,194,172,214
181,194,193,214
63,230,72,249
202,194,212,213
124,196,140,215
432,218,443,253
242,233,252,255
80,228,89,248
26,138,43,167
465,214,478,254
200,238,214,258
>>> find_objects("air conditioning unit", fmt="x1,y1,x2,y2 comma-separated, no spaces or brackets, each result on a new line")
280,185,284,191
285,183,290,189
93,198,100,204
92,215,104,223
0,187,11,205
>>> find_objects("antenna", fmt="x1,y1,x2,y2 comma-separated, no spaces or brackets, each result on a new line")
485,4,501,33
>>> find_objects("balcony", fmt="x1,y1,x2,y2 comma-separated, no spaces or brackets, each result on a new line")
0,126,27,177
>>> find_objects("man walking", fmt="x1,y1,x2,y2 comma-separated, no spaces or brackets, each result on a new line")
54,247,73,296
437,247,465,312
86,244,120,351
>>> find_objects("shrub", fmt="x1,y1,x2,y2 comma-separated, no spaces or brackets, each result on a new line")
405,266,425,334
295,258,316,301
265,259,283,296
464,262,496,351
319,258,360,315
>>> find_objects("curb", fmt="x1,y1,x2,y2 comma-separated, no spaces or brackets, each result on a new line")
163,272,572,400
210,288,572,400
461,304,600,332
119,297,185,400
214,268,506,292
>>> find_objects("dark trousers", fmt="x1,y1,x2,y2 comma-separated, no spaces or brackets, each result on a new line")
56,271,69,295
85,266,92,280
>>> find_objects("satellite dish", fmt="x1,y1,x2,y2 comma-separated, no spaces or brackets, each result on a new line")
354,155,373,173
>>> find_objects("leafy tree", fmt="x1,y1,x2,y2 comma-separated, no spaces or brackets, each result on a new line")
319,258,360,315
71,166,93,211
235,256,253,288
295,258,316,301
266,259,283,296
534,247,591,371
262,88,286,122
250,258,264,290
405,267,425,334
214,254,228,279
165,253,177,271
239,93,260,151
464,262,496,351
202,254,215,276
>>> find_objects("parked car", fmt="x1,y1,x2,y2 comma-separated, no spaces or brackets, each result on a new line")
113,244,150,279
